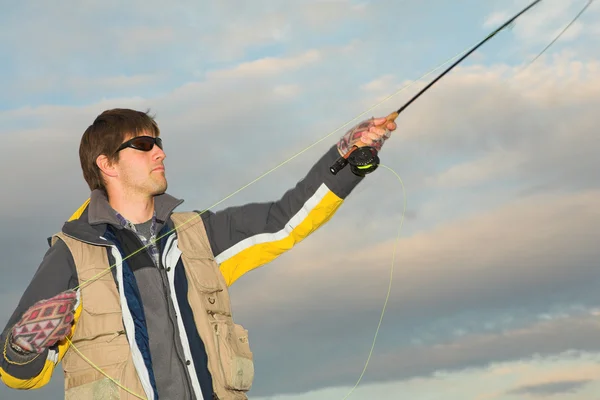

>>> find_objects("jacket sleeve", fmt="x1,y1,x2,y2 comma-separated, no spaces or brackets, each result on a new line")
200,145,364,286
0,239,79,390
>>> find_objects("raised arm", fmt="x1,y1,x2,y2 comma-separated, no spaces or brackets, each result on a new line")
200,111,396,287
199,144,361,286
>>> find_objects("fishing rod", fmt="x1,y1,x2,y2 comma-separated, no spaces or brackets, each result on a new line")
330,0,544,177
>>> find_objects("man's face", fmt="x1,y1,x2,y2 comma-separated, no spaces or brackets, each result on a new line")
114,132,167,197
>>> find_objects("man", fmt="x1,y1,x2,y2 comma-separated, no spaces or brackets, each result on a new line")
0,108,396,399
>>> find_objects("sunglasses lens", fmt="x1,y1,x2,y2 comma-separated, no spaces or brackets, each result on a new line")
116,136,163,153
131,137,156,151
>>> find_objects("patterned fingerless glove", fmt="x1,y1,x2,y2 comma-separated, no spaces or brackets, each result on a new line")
11,290,77,354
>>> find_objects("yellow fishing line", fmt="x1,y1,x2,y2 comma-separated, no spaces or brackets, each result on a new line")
341,164,406,400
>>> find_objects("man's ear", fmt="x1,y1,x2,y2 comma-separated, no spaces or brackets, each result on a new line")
96,154,118,178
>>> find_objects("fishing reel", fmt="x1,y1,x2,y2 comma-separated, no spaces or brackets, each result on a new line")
330,145,380,177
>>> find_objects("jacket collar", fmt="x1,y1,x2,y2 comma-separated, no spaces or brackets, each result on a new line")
87,189,184,227
59,190,184,246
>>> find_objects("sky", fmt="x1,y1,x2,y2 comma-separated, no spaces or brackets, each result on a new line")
1,0,600,399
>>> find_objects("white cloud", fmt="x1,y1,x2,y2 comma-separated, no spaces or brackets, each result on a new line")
117,27,177,54
273,84,303,99
67,73,168,92
199,13,293,61
250,352,600,400
204,49,321,80
484,11,511,29
361,74,397,92
424,149,526,188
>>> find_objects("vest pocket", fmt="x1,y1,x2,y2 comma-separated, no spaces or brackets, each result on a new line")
189,264,232,317
76,266,124,342
78,265,122,314
63,339,129,399
211,314,255,392
65,377,121,400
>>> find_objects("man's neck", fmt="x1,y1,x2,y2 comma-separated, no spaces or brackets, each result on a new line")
108,192,155,224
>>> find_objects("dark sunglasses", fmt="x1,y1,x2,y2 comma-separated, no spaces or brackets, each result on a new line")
115,136,163,153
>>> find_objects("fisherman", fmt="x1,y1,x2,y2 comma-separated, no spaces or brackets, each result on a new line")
0,108,396,399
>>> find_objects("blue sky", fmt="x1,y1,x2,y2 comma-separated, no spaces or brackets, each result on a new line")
1,0,600,399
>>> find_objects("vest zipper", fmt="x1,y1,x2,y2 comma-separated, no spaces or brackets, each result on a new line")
108,330,126,342
212,319,226,383
152,232,198,398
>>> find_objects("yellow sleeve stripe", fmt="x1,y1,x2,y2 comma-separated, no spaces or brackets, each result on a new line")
0,294,82,389
217,184,344,286
0,359,57,390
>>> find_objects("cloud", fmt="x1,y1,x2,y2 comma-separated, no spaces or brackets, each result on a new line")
246,353,600,400
484,11,512,29
67,73,169,94
195,10,294,61
507,379,593,397
424,149,526,188
117,27,176,55
204,49,322,80
364,313,600,381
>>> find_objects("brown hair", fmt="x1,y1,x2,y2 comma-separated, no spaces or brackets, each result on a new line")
79,108,160,192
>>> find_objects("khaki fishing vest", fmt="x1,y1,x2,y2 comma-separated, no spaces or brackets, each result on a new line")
52,212,254,400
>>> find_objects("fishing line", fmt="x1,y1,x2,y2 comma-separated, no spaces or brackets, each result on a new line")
522,0,594,70
57,0,584,398
340,164,405,400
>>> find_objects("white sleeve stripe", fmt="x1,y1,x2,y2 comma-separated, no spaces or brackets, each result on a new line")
214,183,331,264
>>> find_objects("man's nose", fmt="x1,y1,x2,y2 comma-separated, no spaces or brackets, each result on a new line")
153,145,166,160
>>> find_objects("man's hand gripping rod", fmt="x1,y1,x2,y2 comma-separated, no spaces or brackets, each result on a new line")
329,111,398,176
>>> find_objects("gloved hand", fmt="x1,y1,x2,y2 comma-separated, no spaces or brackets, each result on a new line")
11,290,77,354
337,116,397,156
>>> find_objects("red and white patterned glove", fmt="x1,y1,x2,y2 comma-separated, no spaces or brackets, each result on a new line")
337,116,396,156
11,290,77,354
